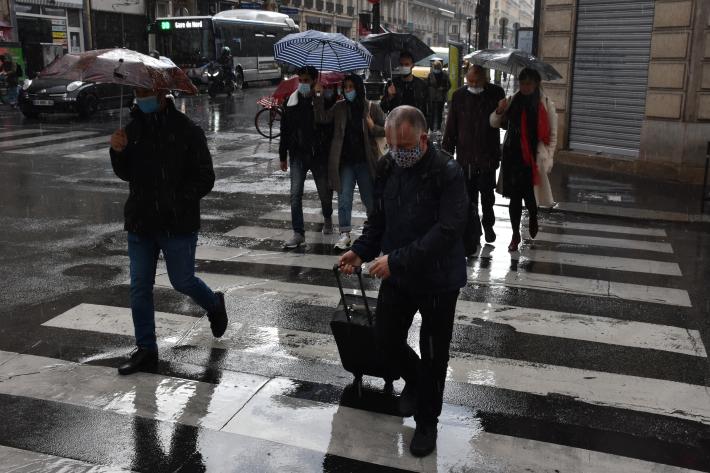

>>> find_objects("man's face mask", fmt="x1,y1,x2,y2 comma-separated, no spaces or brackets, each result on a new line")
391,143,423,168
433,68,442,74
298,83,311,96
136,95,160,114
467,86,484,95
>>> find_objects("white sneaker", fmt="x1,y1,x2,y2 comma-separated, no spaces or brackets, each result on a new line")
284,232,305,249
334,232,351,250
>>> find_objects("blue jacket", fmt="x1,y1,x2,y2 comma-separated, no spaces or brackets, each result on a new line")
351,145,468,294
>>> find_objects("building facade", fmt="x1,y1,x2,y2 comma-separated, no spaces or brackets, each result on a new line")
539,0,709,183
489,0,534,48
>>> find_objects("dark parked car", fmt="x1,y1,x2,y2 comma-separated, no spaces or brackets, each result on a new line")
18,78,134,119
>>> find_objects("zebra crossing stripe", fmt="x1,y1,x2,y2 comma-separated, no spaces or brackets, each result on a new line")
0,128,55,139
0,351,699,473
208,234,691,306
0,130,99,149
0,445,137,473
149,270,709,356
11,134,111,155
40,305,710,425
216,227,682,276
292,203,669,237
0,350,267,431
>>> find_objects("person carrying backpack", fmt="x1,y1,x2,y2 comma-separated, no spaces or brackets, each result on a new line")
338,105,468,458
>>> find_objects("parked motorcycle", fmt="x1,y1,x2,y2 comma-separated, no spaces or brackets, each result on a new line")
204,62,238,99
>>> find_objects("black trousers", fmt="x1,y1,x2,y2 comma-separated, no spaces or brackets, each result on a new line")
508,181,537,236
429,101,445,131
375,280,459,425
463,168,496,248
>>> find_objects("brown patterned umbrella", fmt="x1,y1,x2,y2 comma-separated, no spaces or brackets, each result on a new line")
39,48,198,94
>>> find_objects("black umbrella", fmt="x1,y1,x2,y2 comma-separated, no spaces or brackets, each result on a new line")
464,48,562,81
360,33,434,72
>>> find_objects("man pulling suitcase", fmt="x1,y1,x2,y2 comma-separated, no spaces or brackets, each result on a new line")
338,105,468,457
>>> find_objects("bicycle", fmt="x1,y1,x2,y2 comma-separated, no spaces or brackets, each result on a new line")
255,96,283,140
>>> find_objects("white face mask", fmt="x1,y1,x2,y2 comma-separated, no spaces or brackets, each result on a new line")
467,86,484,95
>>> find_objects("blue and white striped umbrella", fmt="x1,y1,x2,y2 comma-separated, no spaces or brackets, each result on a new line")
274,30,372,72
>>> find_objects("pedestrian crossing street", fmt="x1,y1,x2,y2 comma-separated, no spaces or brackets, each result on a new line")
2,125,709,471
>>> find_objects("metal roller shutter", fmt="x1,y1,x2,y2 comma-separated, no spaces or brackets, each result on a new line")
568,0,655,157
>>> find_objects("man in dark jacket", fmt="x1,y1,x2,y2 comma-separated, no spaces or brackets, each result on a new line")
380,52,429,128
339,106,467,458
110,88,228,376
443,65,505,254
279,66,334,248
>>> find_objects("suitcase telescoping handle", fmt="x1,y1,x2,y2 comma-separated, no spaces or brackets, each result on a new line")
332,263,373,325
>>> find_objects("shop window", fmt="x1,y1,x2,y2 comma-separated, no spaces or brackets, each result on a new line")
15,4,39,14
67,10,81,27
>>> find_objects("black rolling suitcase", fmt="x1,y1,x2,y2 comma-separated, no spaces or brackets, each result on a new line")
330,264,399,397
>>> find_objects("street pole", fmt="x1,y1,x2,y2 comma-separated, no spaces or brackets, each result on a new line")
532,0,541,55
477,0,489,49
466,16,472,53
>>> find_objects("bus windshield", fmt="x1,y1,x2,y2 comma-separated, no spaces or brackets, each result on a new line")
154,18,215,66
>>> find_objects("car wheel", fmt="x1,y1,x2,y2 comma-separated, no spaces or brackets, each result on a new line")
78,94,98,118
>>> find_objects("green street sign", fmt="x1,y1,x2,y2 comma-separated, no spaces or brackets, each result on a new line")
160,21,171,30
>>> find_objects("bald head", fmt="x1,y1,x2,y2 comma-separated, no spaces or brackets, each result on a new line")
385,105,428,154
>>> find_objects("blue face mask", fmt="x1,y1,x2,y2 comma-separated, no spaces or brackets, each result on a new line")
344,90,357,102
136,95,159,114
323,89,334,99
391,144,423,168
433,69,442,74
298,83,311,96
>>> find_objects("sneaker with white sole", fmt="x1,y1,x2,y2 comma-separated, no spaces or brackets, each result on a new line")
284,232,305,249
323,217,334,235
334,232,351,250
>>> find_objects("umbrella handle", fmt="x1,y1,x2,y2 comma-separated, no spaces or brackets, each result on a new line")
119,85,123,129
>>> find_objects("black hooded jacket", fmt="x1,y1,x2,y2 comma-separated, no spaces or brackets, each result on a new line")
110,102,215,235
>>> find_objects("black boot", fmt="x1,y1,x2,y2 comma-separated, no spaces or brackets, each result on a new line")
410,422,438,457
118,348,158,376
208,291,228,338
398,383,418,417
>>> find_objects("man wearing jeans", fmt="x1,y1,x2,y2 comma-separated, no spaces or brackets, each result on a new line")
110,87,228,375
279,66,334,248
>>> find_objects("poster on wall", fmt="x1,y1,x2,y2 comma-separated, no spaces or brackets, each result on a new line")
51,19,68,47
0,44,27,79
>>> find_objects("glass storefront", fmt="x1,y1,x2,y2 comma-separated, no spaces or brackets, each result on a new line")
15,1,84,77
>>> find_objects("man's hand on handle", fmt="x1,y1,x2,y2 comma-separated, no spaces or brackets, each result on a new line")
110,129,128,152
369,255,391,280
338,250,363,275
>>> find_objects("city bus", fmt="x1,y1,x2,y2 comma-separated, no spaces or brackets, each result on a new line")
150,10,299,87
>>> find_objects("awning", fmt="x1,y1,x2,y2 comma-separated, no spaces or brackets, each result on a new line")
336,19,352,28
17,0,84,8
305,15,326,24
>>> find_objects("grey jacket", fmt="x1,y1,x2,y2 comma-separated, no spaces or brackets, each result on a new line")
314,97,386,192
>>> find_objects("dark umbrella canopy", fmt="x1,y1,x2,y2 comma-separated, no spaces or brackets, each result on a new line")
464,48,562,81
39,48,198,93
360,33,434,72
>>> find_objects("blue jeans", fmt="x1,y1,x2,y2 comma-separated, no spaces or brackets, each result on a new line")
290,155,333,235
338,161,374,232
128,232,218,351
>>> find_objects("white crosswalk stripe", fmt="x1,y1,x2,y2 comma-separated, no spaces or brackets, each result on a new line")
10,134,111,155
0,130,99,149
0,349,700,472
42,304,710,425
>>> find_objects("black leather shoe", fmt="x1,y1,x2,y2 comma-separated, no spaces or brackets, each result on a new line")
208,291,228,338
484,227,496,243
398,383,418,417
118,348,158,376
464,239,480,256
410,422,437,457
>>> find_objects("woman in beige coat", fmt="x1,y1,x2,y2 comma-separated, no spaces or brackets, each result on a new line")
490,68,558,251
314,73,386,250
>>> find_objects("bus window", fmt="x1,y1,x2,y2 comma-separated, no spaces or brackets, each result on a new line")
155,24,214,66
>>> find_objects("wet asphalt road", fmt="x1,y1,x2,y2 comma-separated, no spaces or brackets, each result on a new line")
0,87,709,472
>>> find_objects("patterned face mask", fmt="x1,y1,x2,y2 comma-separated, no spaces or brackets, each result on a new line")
391,144,423,168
